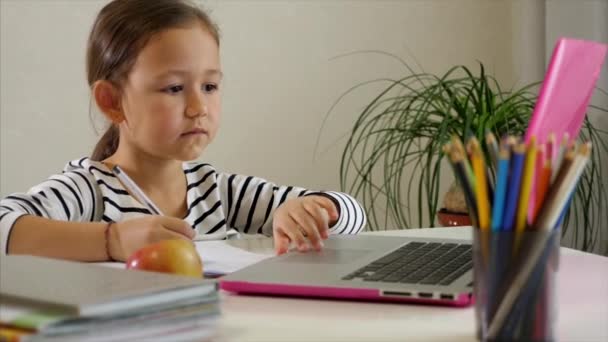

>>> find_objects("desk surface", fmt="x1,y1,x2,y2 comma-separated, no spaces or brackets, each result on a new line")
215,227,608,342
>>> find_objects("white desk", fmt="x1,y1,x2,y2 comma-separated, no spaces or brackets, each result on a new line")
215,227,608,342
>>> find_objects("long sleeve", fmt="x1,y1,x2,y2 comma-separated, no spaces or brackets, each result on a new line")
0,170,103,255
215,173,366,236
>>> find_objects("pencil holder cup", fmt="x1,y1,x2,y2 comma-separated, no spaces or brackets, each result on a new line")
473,228,560,342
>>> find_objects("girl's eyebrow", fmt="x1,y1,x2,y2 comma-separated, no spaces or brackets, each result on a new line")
154,69,223,79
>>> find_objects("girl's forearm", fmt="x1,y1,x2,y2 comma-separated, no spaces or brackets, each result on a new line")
7,215,109,262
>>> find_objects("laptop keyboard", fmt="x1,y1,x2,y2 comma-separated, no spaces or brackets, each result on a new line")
342,242,472,285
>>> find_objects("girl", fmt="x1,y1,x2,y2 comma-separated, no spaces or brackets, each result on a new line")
0,0,365,262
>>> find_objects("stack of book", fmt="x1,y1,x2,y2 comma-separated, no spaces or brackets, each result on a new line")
0,255,219,341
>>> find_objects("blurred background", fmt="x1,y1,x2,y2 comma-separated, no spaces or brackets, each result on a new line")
1,0,607,231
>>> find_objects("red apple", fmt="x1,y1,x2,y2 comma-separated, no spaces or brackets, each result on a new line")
126,239,203,278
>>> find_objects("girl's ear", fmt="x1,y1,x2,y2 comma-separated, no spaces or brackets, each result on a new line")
93,80,124,124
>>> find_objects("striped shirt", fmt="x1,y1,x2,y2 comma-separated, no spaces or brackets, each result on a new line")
0,157,366,255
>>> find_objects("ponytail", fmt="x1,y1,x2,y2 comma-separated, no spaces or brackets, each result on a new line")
91,125,119,161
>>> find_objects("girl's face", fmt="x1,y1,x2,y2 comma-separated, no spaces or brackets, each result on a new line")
119,23,221,161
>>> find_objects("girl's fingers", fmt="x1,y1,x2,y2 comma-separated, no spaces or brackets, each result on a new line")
292,207,323,250
276,216,308,252
303,201,330,240
311,196,339,222
153,226,194,243
157,216,195,239
274,230,290,255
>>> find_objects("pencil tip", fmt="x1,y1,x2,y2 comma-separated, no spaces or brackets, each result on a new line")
442,144,452,155
514,142,526,154
485,131,496,142
579,141,592,156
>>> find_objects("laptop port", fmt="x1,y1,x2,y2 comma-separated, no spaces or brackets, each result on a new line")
440,294,454,300
383,291,411,297
418,292,433,298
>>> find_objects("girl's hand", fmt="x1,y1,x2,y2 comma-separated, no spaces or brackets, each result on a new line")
272,195,339,255
107,216,195,261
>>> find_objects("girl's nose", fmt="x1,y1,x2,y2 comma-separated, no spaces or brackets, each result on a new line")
185,100,208,118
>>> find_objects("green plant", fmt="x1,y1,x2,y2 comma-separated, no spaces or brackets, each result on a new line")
325,57,608,254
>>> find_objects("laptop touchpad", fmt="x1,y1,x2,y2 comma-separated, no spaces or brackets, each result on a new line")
278,249,370,264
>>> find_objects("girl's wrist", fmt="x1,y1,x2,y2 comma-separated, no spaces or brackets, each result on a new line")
104,222,117,261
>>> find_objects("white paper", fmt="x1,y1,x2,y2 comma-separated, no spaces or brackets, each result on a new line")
0,302,33,322
95,241,272,276
195,241,272,275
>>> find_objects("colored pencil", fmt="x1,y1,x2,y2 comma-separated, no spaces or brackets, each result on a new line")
442,143,451,156
533,145,576,228
532,158,552,222
447,144,479,227
488,229,559,340
491,145,510,232
546,133,556,171
551,133,569,183
470,138,491,230
452,131,594,341
486,131,500,168
516,137,538,232
468,136,495,199
527,144,545,223
535,143,591,230
451,135,476,191
501,143,526,231
513,138,537,252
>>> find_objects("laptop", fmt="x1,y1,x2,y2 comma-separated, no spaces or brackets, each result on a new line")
220,234,473,306
221,37,608,307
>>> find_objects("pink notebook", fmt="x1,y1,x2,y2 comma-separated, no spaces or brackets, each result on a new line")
525,38,607,148
525,38,607,222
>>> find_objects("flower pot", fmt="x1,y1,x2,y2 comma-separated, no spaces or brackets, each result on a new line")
436,208,472,227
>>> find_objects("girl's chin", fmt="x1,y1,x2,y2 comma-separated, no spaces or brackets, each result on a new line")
145,141,207,161
175,146,206,161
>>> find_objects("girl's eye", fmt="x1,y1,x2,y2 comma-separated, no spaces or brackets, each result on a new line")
163,85,183,94
203,83,218,93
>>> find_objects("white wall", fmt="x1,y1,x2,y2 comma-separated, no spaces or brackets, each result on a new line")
1,0,515,216
545,0,608,106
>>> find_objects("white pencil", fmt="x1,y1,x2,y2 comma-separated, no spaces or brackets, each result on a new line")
551,133,570,183
112,166,238,241
536,142,591,229
112,166,163,215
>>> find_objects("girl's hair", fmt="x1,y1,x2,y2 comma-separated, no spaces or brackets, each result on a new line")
88,0,220,161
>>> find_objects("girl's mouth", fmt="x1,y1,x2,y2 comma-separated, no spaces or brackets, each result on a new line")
182,128,207,136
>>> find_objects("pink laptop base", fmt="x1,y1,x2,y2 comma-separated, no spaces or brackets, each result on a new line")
220,281,473,307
